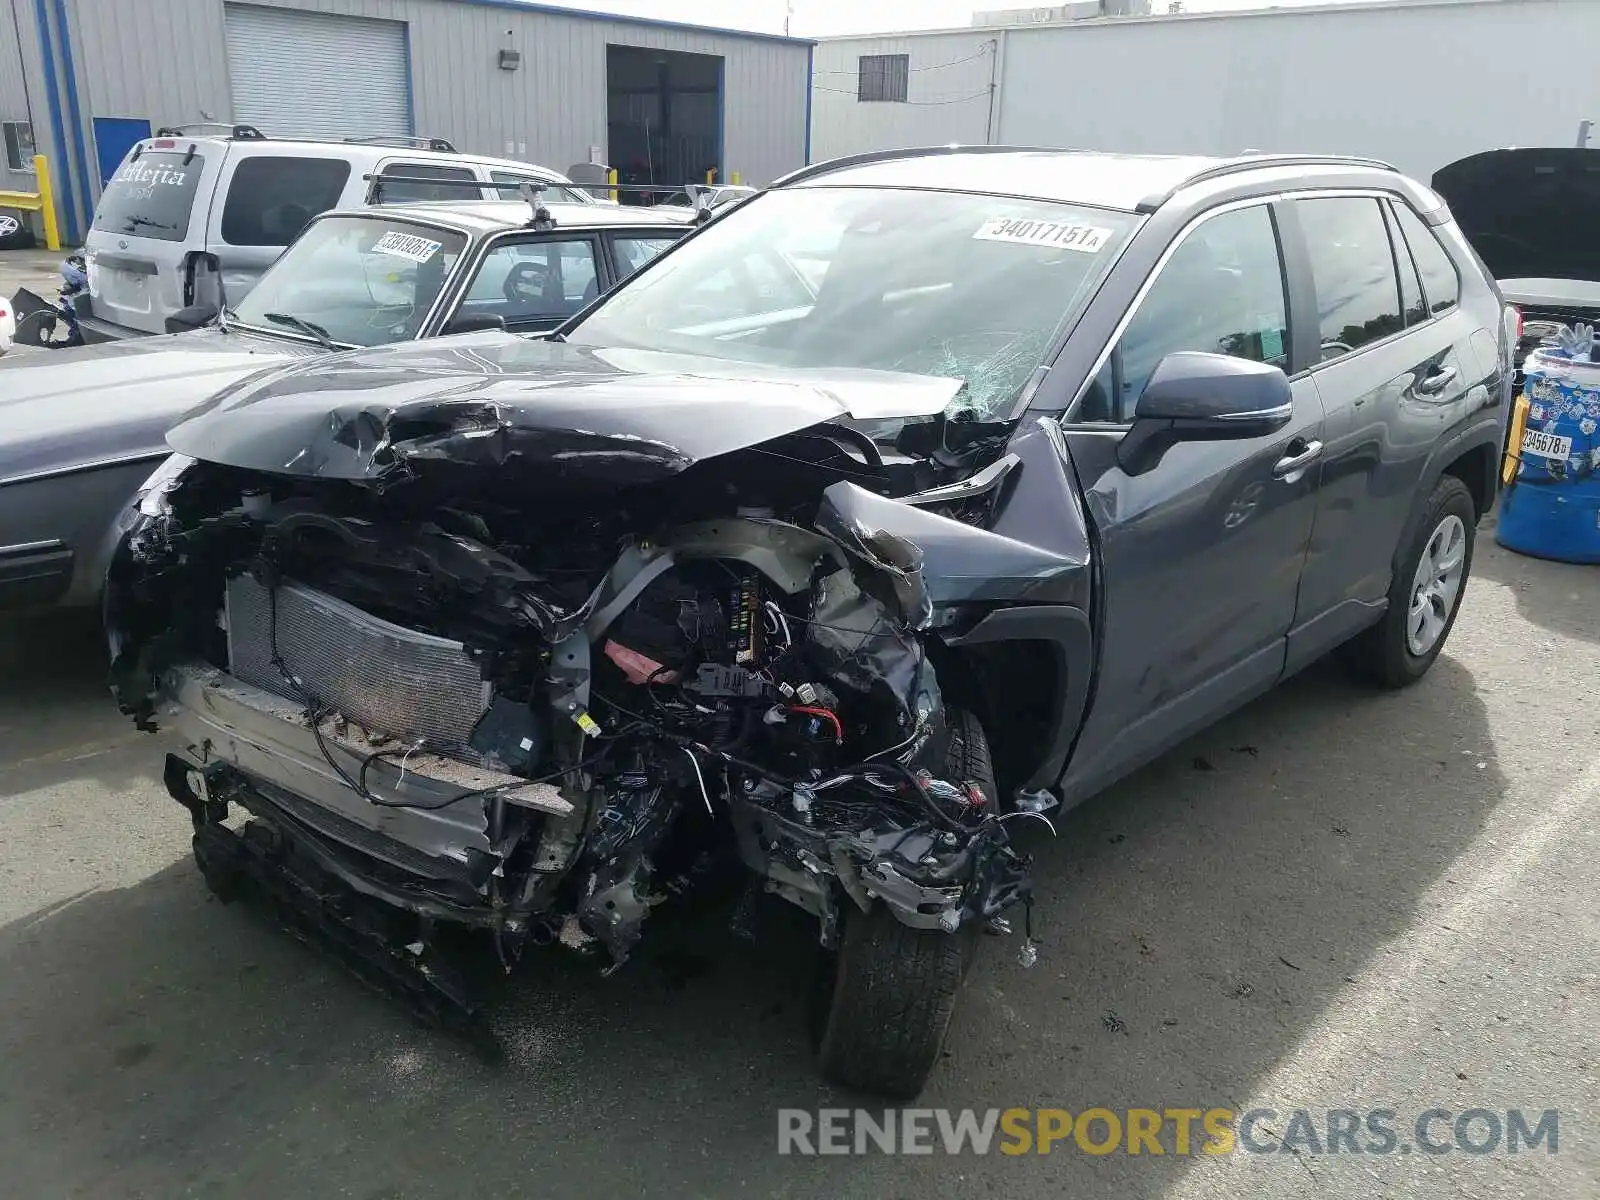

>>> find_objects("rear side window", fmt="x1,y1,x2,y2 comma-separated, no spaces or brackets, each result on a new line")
92,150,204,242
377,162,475,202
613,234,680,279
1392,202,1461,315
1295,197,1404,361
221,156,352,247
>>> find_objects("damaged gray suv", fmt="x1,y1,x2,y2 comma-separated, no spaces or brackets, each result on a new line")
106,148,1510,1098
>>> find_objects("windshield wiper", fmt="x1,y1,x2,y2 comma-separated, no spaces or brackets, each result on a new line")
262,312,337,349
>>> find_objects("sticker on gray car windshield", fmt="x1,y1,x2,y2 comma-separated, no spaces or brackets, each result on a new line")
371,231,443,263
973,217,1111,253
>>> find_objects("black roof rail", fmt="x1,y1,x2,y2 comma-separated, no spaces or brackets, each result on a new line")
1134,153,1402,212
772,144,1069,189
346,135,459,154
155,123,265,140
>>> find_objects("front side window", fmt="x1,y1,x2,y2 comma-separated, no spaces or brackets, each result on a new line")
1295,197,1404,360
1082,204,1289,422
566,187,1138,435
231,216,466,346
92,150,205,242
376,162,475,203
221,156,352,246
1392,201,1461,315
613,234,680,279
462,237,600,326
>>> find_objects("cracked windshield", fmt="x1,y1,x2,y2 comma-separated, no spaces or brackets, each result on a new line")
231,216,467,346
568,187,1136,429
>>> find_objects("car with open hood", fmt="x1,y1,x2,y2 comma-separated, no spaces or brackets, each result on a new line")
1433,145,1600,374
107,147,1509,1098
0,196,690,611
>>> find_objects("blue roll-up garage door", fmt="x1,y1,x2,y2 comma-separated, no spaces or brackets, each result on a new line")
224,4,411,141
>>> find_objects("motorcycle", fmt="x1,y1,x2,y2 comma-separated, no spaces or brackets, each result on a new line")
11,253,88,349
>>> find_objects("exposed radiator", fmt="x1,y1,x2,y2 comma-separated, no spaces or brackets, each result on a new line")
226,574,490,749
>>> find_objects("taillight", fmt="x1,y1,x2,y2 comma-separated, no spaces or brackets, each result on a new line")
1512,305,1524,342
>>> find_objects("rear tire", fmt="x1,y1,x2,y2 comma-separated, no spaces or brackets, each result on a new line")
817,708,994,1099
1339,475,1476,688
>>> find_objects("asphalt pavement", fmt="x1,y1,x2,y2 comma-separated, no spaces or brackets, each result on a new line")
0,515,1595,1200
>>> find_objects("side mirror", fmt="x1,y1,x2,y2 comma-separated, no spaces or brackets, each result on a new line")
1116,351,1292,475
165,304,219,334
441,311,508,336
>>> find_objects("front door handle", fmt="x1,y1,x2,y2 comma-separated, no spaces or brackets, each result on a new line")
1414,364,1459,396
1272,439,1324,481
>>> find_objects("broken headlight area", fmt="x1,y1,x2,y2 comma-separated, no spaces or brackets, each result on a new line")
106,457,1036,1079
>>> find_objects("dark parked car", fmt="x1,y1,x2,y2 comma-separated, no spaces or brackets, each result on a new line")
107,148,1510,1098
0,198,689,610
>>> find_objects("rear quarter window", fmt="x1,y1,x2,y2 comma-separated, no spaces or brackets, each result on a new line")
1392,202,1462,315
92,150,204,242
221,156,352,246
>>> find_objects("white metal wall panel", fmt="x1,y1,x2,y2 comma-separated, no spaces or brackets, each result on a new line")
224,4,411,140
808,31,996,163
994,0,1600,184
38,0,811,203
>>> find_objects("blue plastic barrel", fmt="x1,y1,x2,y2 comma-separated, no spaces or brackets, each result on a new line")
1497,346,1600,563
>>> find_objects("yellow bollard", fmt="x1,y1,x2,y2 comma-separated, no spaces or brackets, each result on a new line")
607,167,618,204
34,155,60,251
705,168,717,186
730,171,741,186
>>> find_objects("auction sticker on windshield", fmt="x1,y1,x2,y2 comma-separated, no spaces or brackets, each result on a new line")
973,218,1112,253
371,231,443,263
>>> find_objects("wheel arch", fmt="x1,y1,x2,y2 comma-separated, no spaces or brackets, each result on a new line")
935,605,1092,802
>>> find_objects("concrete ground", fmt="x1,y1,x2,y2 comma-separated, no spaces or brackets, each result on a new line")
0,516,1595,1200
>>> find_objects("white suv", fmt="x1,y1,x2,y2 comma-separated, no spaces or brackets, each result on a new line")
82,126,596,337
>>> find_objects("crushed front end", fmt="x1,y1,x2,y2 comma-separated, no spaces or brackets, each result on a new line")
107,438,1037,1091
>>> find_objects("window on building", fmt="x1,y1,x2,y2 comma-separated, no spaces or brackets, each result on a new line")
1295,197,1404,361
1085,204,1289,421
221,156,352,246
2,122,36,172
1391,201,1461,316
858,54,910,103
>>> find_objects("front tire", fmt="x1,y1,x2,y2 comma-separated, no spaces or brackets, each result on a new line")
817,708,994,1099
1339,475,1476,688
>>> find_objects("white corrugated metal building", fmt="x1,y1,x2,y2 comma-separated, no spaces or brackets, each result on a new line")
1,0,813,243
809,0,1600,185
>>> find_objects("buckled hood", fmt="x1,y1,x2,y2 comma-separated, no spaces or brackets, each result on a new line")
164,332,964,486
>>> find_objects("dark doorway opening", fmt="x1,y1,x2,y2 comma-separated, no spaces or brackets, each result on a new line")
606,45,723,205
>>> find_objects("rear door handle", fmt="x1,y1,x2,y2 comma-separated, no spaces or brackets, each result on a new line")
1414,365,1459,396
1272,439,1323,481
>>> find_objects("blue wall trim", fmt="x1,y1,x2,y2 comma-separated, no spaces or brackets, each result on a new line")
442,0,814,47
715,54,725,180
31,0,75,242
803,42,813,165
54,0,96,240
401,21,418,135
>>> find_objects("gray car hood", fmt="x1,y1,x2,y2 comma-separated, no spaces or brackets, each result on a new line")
0,327,316,484
164,332,964,485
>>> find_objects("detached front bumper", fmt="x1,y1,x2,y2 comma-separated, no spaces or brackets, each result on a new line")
157,661,571,909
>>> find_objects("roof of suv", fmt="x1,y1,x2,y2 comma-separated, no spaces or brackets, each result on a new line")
137,128,577,182
775,146,1410,214
345,199,699,236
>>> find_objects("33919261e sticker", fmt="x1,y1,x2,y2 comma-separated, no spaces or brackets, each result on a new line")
371,231,443,263
973,217,1112,253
